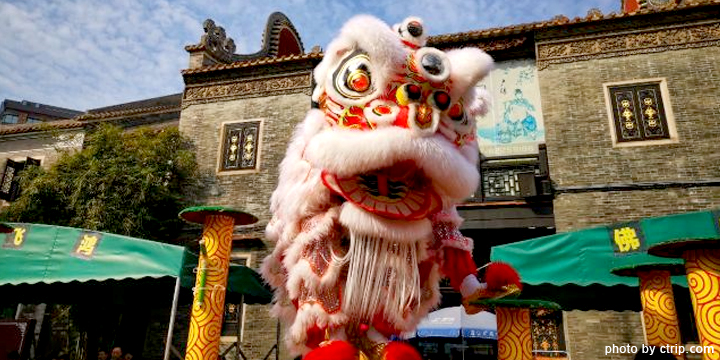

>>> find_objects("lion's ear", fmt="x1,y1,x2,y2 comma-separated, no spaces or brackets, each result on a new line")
446,47,494,100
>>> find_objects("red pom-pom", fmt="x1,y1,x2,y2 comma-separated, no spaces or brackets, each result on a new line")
382,342,422,360
485,262,522,291
304,341,357,360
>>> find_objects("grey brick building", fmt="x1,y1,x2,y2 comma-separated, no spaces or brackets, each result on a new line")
174,2,720,360
3,1,720,359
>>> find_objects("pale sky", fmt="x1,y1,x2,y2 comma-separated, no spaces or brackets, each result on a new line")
0,0,618,111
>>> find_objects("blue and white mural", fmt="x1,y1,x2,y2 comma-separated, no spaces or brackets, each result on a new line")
476,59,545,157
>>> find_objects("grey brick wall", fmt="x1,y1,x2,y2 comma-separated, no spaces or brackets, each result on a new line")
554,187,720,231
179,88,311,360
563,311,645,360
179,93,310,222
539,42,720,360
540,47,720,193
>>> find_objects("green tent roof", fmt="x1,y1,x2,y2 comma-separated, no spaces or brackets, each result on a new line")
490,209,720,287
181,256,272,305
490,226,688,288
611,254,685,277
0,223,272,305
489,209,719,310
497,228,615,286
1,223,186,285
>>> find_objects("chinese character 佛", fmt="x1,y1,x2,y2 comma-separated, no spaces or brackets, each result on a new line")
614,227,640,252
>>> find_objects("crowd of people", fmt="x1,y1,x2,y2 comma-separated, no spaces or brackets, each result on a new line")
96,347,133,360
45,346,134,360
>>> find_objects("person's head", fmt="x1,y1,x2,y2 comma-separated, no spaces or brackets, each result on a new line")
111,347,123,360
98,350,108,360
123,352,133,360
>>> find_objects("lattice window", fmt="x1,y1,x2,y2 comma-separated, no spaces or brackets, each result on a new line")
606,81,673,144
0,158,40,201
219,120,261,173
0,161,18,200
221,253,251,340
481,165,536,199
221,303,244,338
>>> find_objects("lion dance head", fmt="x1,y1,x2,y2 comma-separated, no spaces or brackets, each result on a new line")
261,15,498,360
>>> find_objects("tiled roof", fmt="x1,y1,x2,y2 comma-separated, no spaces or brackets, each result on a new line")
88,93,181,114
428,0,720,45
0,119,84,136
185,43,205,52
181,1,719,76
181,52,323,75
76,104,180,122
1,99,83,119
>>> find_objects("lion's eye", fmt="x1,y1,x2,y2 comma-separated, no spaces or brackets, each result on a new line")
347,68,370,92
334,51,373,99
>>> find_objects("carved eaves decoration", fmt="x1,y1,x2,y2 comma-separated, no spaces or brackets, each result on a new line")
182,72,313,107
537,21,720,69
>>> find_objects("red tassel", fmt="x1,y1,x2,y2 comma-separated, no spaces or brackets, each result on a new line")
484,262,522,291
303,341,357,360
382,342,422,360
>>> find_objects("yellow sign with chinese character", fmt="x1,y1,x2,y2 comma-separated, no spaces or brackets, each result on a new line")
614,227,640,252
3,226,27,249
13,228,25,246
610,222,645,254
72,232,102,259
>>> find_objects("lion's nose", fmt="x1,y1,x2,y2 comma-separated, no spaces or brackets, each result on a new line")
409,103,440,137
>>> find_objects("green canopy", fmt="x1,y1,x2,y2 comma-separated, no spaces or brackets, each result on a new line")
611,253,685,277
0,223,186,286
491,209,720,287
0,223,273,360
491,227,667,287
489,209,720,309
0,223,272,304
225,264,273,304
181,256,272,305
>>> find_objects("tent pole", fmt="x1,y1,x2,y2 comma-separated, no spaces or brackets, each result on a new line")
164,277,182,360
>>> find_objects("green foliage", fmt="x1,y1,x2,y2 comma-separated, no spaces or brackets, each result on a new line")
0,124,201,241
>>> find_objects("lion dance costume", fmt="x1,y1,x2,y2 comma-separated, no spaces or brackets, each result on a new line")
261,15,521,360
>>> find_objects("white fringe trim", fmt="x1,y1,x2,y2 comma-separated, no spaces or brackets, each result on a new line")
340,231,421,327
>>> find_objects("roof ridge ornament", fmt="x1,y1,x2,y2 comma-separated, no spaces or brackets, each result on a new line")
586,8,604,19
185,13,306,69
200,19,237,63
